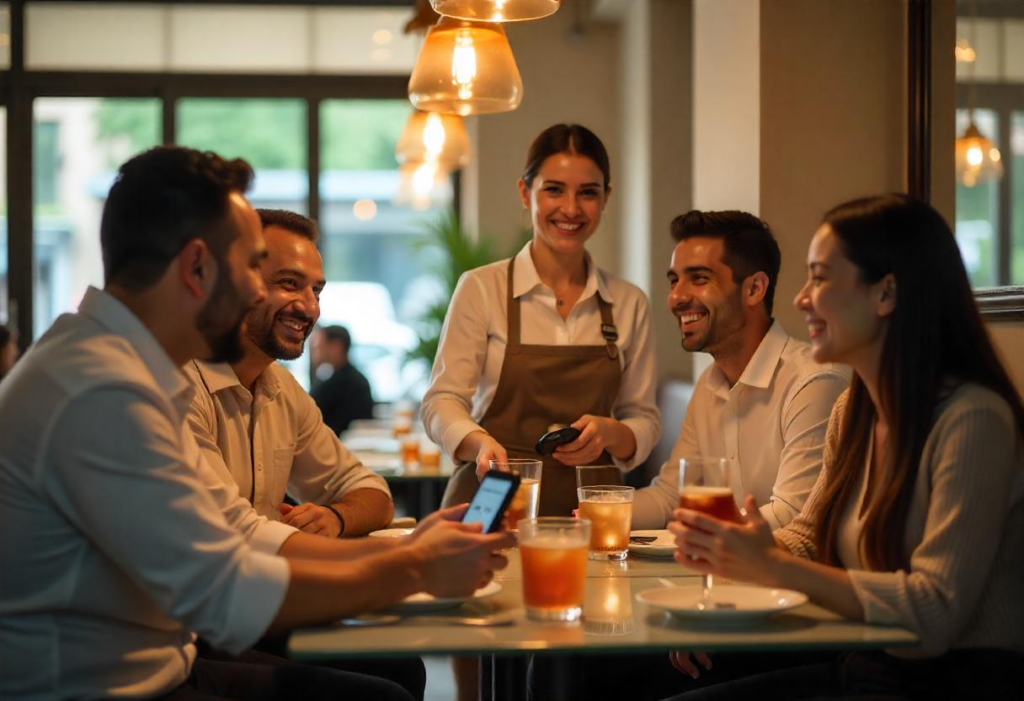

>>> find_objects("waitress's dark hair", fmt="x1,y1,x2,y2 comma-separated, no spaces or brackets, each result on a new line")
522,124,611,190
810,193,1024,571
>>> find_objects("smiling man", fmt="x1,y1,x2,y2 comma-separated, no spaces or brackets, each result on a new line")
632,210,850,532
185,209,394,538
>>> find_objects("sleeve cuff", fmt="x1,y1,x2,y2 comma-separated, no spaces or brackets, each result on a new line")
212,550,290,654
250,520,299,555
774,527,815,560
612,417,657,471
847,568,912,627
441,419,485,462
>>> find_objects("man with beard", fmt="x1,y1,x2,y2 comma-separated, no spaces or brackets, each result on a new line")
563,211,852,701
0,147,511,700
184,209,393,538
632,210,849,533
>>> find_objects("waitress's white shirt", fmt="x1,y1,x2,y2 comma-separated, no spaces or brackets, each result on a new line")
422,243,661,470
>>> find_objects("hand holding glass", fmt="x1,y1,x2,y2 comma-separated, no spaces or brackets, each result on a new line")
677,457,743,608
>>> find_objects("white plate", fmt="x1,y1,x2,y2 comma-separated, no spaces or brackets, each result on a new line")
386,580,503,613
628,529,676,558
368,528,415,538
636,584,808,623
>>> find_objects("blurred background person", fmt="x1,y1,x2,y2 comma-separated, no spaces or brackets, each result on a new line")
311,324,375,435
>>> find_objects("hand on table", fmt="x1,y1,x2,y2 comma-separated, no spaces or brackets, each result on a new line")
553,415,618,466
668,495,777,583
413,520,514,598
669,651,713,680
279,503,343,538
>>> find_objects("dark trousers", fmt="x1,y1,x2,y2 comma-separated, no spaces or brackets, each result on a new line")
152,648,418,701
662,649,1024,701
530,651,836,701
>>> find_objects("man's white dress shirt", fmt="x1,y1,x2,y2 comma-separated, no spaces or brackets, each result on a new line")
633,321,850,530
185,360,391,520
0,288,292,700
422,243,660,470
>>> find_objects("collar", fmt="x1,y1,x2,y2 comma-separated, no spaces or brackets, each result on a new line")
78,287,191,404
193,358,283,400
511,242,614,304
707,319,790,394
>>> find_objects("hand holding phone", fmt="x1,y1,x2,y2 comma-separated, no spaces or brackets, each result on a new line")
535,426,582,456
461,471,521,534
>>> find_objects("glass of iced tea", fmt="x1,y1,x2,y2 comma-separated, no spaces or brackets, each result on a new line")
677,457,743,608
491,459,542,530
518,517,590,621
577,485,634,561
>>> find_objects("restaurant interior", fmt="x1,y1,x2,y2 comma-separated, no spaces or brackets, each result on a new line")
1,1,1022,700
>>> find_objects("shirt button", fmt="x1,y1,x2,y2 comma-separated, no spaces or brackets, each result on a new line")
728,453,735,459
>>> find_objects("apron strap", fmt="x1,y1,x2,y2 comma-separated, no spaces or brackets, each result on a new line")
508,255,620,360
506,258,521,347
596,294,619,360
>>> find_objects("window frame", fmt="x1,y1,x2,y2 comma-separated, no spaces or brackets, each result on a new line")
0,0,444,349
909,0,1024,320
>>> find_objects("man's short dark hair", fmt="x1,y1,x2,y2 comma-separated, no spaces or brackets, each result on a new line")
321,325,351,352
101,147,254,293
257,209,320,244
670,210,782,315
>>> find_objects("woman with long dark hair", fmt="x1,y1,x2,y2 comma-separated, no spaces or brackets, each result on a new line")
668,194,1024,698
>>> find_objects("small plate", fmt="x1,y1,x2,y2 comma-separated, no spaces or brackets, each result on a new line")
385,580,503,613
368,528,415,538
628,529,676,558
636,584,808,623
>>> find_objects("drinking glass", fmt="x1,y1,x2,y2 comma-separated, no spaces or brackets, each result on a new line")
577,485,634,561
490,459,542,529
677,457,743,608
518,517,590,622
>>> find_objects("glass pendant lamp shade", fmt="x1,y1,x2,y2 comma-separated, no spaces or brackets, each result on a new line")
430,0,560,22
395,111,471,170
393,161,454,211
408,17,523,116
955,120,1003,188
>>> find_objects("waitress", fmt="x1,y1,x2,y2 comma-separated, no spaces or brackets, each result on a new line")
422,123,660,516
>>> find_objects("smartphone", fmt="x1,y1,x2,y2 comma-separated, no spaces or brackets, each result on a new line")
535,426,582,456
462,471,521,534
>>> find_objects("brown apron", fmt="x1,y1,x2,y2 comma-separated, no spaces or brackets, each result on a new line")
441,258,624,516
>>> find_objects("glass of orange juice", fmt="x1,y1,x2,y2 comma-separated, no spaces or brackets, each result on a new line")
518,517,590,622
677,457,743,608
577,485,634,561
490,459,542,530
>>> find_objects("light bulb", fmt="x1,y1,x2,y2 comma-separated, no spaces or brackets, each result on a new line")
408,17,523,116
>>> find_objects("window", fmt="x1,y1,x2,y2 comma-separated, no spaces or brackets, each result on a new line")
315,99,447,401
954,13,1024,292
32,98,161,337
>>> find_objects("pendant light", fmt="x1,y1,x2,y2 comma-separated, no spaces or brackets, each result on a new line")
393,161,454,211
955,122,1002,188
430,0,560,23
955,0,1003,188
408,17,523,116
395,111,471,171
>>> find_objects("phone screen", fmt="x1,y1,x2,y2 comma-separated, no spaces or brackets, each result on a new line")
463,474,518,533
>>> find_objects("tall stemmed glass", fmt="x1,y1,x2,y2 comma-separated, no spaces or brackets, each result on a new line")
677,457,744,609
